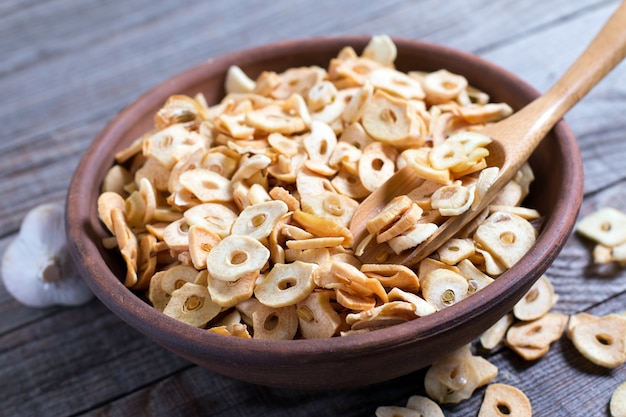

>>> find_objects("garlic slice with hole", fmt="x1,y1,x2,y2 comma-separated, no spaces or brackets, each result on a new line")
1,203,93,307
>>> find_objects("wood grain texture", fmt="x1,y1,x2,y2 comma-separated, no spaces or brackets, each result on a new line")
1,0,625,415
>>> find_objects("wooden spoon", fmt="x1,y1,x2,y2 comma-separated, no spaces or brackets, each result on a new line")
350,1,626,267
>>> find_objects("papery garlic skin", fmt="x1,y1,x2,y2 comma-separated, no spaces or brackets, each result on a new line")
1,203,93,308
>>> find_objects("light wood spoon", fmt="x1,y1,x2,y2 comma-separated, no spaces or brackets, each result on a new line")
350,1,626,267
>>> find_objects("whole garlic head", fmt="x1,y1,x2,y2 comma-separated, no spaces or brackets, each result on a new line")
1,203,93,308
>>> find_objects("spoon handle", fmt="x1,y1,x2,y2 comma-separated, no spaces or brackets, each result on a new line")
413,1,626,266
488,0,626,174
355,1,626,267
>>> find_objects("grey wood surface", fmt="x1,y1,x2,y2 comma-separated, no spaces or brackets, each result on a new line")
1,0,626,415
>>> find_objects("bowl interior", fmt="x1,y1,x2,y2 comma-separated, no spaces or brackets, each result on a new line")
66,36,583,389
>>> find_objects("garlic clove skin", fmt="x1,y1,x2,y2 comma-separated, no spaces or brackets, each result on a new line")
1,203,93,308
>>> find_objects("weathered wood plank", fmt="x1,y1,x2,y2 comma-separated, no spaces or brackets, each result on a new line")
0,0,604,144
478,1,626,194
0,300,191,417
80,366,427,417
0,121,103,236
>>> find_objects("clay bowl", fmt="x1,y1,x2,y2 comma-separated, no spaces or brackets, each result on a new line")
66,36,583,390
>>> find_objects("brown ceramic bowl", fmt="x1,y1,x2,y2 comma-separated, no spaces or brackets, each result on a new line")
66,36,583,390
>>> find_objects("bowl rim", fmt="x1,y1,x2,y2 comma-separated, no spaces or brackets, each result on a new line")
66,34,584,379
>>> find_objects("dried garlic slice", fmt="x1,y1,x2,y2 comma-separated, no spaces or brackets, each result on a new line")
163,282,221,328
477,383,532,417
611,380,626,417
513,275,557,321
254,261,318,308
206,235,270,282
568,312,626,368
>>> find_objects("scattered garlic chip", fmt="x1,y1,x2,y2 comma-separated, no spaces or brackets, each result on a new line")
404,395,445,417
513,275,557,321
611,380,626,417
568,312,626,368
480,313,514,350
477,383,532,417
505,313,568,360
593,243,617,264
425,344,496,404
375,406,433,417
376,395,444,417
576,207,626,247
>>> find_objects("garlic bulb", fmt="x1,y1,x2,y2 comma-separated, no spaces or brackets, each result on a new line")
1,203,93,308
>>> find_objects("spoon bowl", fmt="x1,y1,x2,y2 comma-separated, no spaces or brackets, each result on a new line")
351,1,626,266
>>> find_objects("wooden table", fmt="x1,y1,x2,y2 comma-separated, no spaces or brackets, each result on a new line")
2,0,626,415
